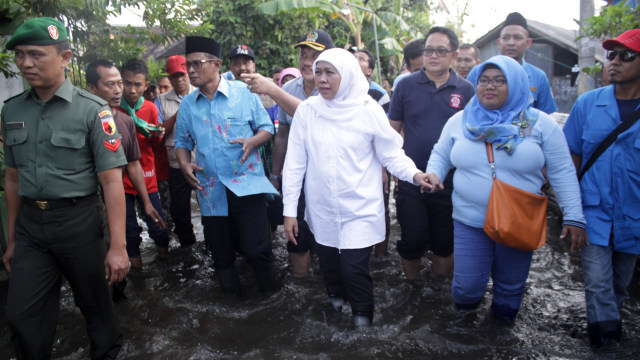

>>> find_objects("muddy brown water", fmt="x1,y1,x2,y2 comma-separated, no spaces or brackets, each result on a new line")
1,197,639,359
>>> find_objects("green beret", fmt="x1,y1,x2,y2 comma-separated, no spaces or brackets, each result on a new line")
5,17,69,50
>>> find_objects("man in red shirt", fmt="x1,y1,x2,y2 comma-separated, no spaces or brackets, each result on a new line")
116,58,169,269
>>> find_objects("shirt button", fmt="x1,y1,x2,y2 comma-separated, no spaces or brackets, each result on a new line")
38,187,44,192
40,115,46,120
37,163,43,168
38,139,44,144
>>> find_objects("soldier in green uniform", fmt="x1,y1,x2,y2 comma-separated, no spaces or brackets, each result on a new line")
1,128,6,252
1,17,129,359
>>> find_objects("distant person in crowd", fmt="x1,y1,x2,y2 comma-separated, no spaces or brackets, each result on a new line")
425,55,586,322
116,58,169,269
467,12,558,114
272,66,284,84
267,67,302,123
143,80,160,102
2,17,128,359
392,38,426,92
175,36,278,294
155,55,198,248
242,29,335,275
283,48,431,328
454,43,481,79
388,26,474,280
157,76,172,94
563,29,640,349
278,67,301,88
353,48,391,112
229,44,256,80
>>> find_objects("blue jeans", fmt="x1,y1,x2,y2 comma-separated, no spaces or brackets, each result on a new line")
452,220,533,320
580,241,637,346
125,192,169,257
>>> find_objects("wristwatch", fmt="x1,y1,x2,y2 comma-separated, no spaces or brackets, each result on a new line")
269,174,281,181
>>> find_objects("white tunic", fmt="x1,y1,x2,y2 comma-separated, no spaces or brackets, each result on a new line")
282,98,420,250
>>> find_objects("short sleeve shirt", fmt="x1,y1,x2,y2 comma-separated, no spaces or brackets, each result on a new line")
388,68,475,172
278,76,318,126
174,77,277,216
1,78,126,199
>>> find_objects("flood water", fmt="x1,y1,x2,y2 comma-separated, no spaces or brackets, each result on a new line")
1,196,639,359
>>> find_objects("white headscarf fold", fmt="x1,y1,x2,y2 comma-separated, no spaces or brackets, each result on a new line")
307,48,371,121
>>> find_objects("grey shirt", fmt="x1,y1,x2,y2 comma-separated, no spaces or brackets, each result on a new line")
278,76,319,125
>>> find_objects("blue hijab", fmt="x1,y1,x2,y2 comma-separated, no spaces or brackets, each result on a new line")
462,55,535,154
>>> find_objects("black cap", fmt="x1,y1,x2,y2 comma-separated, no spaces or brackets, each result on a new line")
229,44,255,60
503,12,528,31
294,29,334,51
185,36,221,58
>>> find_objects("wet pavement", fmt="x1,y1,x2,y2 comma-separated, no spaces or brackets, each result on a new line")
1,201,639,359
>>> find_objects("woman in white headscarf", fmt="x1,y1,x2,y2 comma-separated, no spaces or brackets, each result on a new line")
282,48,430,327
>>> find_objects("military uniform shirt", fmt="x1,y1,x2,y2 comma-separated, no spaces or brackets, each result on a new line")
1,78,127,199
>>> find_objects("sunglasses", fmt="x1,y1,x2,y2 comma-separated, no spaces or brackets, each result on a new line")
606,49,638,63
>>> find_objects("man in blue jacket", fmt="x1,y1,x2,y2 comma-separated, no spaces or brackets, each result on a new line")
563,29,640,349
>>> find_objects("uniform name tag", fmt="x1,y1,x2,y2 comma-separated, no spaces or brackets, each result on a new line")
6,122,24,129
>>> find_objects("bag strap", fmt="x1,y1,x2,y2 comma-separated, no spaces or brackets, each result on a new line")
579,106,640,181
485,142,496,179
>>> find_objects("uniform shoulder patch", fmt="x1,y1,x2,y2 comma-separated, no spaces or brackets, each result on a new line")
99,110,117,135
104,138,121,152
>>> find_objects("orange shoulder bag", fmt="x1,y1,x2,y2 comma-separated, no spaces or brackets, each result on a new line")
483,142,547,251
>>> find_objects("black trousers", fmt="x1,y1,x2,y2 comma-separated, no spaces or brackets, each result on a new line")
316,243,374,318
7,196,122,360
169,167,196,247
201,189,275,292
286,186,316,254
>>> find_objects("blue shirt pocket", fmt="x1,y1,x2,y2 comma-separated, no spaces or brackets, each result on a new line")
226,117,254,141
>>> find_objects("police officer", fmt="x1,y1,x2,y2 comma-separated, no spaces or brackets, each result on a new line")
1,17,128,359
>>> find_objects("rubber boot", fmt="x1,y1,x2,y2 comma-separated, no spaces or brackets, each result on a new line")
255,263,278,293
216,266,241,295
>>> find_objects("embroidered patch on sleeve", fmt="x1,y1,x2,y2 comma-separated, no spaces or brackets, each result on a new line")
99,110,117,135
104,138,121,152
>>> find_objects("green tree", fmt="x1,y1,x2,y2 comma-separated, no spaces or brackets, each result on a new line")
0,0,211,84
257,0,432,83
576,2,639,75
198,0,343,76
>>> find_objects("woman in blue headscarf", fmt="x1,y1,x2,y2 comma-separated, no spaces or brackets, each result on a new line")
424,55,587,321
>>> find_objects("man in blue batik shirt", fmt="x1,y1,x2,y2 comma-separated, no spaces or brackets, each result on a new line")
468,12,558,114
175,36,278,295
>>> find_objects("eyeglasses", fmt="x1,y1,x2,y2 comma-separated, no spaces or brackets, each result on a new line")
183,59,217,70
423,48,454,57
477,77,507,87
606,50,638,63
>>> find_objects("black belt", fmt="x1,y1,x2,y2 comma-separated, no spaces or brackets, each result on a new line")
22,194,97,210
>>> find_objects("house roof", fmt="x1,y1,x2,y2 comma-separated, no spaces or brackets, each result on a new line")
473,19,605,63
